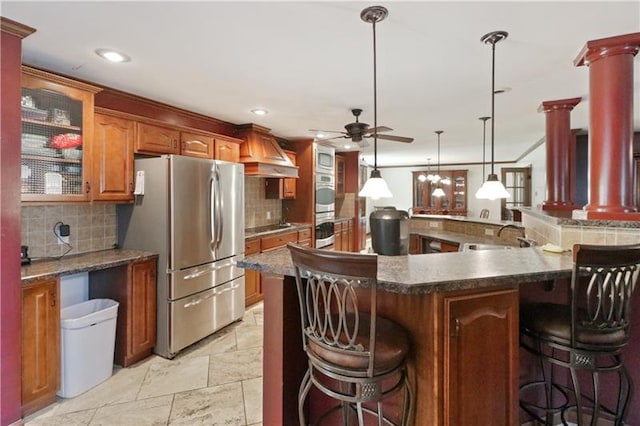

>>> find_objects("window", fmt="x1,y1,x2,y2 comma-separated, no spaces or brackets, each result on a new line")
501,167,531,220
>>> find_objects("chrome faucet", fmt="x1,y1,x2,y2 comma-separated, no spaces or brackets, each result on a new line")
497,223,524,237
497,224,537,247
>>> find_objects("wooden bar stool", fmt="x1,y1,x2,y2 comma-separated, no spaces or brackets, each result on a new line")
288,243,413,426
519,243,640,425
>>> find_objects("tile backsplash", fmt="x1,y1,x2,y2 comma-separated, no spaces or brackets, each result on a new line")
244,178,282,229
21,204,117,259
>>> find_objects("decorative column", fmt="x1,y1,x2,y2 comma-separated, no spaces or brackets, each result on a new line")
539,97,581,211
574,32,640,220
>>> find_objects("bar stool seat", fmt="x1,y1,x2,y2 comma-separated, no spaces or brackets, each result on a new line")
519,243,640,426
308,313,410,374
288,243,413,426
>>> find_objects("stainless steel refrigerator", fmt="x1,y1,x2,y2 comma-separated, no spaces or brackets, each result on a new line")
117,155,245,359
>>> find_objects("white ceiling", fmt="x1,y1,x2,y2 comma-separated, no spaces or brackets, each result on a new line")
3,1,639,167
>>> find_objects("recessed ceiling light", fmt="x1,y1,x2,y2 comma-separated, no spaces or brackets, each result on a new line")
316,132,326,139
344,144,352,149
95,48,131,63
251,108,268,116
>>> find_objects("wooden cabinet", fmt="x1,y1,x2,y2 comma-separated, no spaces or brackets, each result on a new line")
92,111,135,202
245,238,262,307
214,134,242,163
409,234,422,254
265,150,297,199
136,122,180,155
359,216,367,252
22,277,60,416
442,288,519,425
334,221,344,251
181,131,214,159
21,67,100,202
297,227,311,247
89,258,157,367
335,155,345,197
334,219,355,252
413,170,468,215
261,230,299,252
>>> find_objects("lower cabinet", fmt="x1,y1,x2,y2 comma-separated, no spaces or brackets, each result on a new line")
89,258,157,367
22,277,60,416
442,288,519,425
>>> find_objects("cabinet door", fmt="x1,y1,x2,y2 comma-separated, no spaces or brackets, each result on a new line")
22,278,60,416
128,260,157,363
181,131,214,159
443,288,519,426
214,135,242,162
334,222,343,251
347,220,354,252
335,155,345,197
136,122,179,154
409,234,422,254
92,112,135,201
21,68,98,202
452,170,468,213
245,239,263,306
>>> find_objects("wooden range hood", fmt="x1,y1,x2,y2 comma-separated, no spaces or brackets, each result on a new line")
236,123,298,178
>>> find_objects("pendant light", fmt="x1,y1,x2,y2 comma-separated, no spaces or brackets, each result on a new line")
476,30,510,200
432,130,446,198
417,158,431,182
358,5,392,200
475,116,491,198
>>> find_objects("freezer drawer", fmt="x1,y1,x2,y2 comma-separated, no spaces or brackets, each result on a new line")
169,256,243,300
169,277,244,355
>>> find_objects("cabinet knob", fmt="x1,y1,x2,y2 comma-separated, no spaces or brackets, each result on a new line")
85,181,91,193
451,318,461,338
50,290,56,307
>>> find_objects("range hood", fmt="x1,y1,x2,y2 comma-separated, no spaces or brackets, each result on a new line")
236,123,298,178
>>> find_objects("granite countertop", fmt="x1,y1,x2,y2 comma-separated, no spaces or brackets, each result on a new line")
21,249,158,284
411,214,522,228
518,207,640,228
245,223,312,239
411,230,519,248
238,247,574,295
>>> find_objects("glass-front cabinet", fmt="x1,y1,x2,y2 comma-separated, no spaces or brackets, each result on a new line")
412,169,468,215
20,67,100,202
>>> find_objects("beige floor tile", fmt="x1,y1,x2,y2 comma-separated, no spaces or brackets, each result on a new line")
89,395,173,426
208,347,263,386
138,355,209,399
243,377,263,425
25,408,95,426
49,364,149,415
236,325,264,350
181,327,237,359
169,382,245,425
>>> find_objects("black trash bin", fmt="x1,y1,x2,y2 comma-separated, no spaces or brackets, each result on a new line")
369,207,409,255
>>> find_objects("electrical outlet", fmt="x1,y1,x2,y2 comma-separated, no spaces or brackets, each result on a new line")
266,211,272,219
429,221,439,228
485,229,494,236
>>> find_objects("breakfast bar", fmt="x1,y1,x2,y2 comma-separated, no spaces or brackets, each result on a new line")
239,247,575,425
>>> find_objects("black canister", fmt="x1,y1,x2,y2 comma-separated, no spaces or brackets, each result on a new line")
369,207,409,256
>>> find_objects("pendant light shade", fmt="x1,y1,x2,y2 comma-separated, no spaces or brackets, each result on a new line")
358,6,392,199
476,30,510,200
432,130,446,197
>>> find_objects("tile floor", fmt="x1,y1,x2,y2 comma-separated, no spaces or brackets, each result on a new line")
25,303,264,426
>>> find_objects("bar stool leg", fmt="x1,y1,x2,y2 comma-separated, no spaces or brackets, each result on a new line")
569,366,583,426
299,370,312,426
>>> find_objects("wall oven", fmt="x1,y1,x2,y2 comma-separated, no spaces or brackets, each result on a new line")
315,145,335,175
315,173,335,213
315,211,335,248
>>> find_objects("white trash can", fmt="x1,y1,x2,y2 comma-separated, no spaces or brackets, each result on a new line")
57,298,119,398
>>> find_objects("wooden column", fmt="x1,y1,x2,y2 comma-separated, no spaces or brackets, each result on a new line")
574,32,640,220
0,18,35,425
540,98,581,211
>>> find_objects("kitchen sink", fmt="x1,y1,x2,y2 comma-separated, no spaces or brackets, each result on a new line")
462,243,514,251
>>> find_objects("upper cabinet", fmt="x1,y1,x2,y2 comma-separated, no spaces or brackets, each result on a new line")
21,67,100,202
180,131,214,159
136,122,180,155
335,155,345,198
412,169,468,215
213,134,242,163
236,123,298,178
92,110,135,202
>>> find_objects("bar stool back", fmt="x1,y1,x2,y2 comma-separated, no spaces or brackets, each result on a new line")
288,243,413,426
520,243,640,425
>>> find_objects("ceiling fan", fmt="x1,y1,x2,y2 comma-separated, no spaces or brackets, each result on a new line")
310,108,414,144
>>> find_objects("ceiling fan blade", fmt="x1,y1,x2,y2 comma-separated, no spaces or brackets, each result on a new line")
365,126,393,134
374,134,414,143
322,135,349,141
308,129,348,135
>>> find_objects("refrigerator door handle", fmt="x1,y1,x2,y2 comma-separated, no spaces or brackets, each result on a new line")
213,169,223,251
212,281,241,296
209,174,216,252
183,260,237,280
183,291,215,308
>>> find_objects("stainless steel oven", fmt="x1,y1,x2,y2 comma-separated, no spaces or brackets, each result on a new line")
315,145,335,174
315,173,335,213
315,211,335,248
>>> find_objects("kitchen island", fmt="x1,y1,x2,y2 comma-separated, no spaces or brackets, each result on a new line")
239,247,575,425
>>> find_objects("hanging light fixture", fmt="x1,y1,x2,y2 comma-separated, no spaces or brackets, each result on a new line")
426,157,439,182
418,158,431,182
358,6,392,200
432,130,446,198
475,116,491,198
476,30,510,200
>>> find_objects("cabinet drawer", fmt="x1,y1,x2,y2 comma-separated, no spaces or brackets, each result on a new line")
261,231,298,252
245,238,260,255
298,228,311,242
